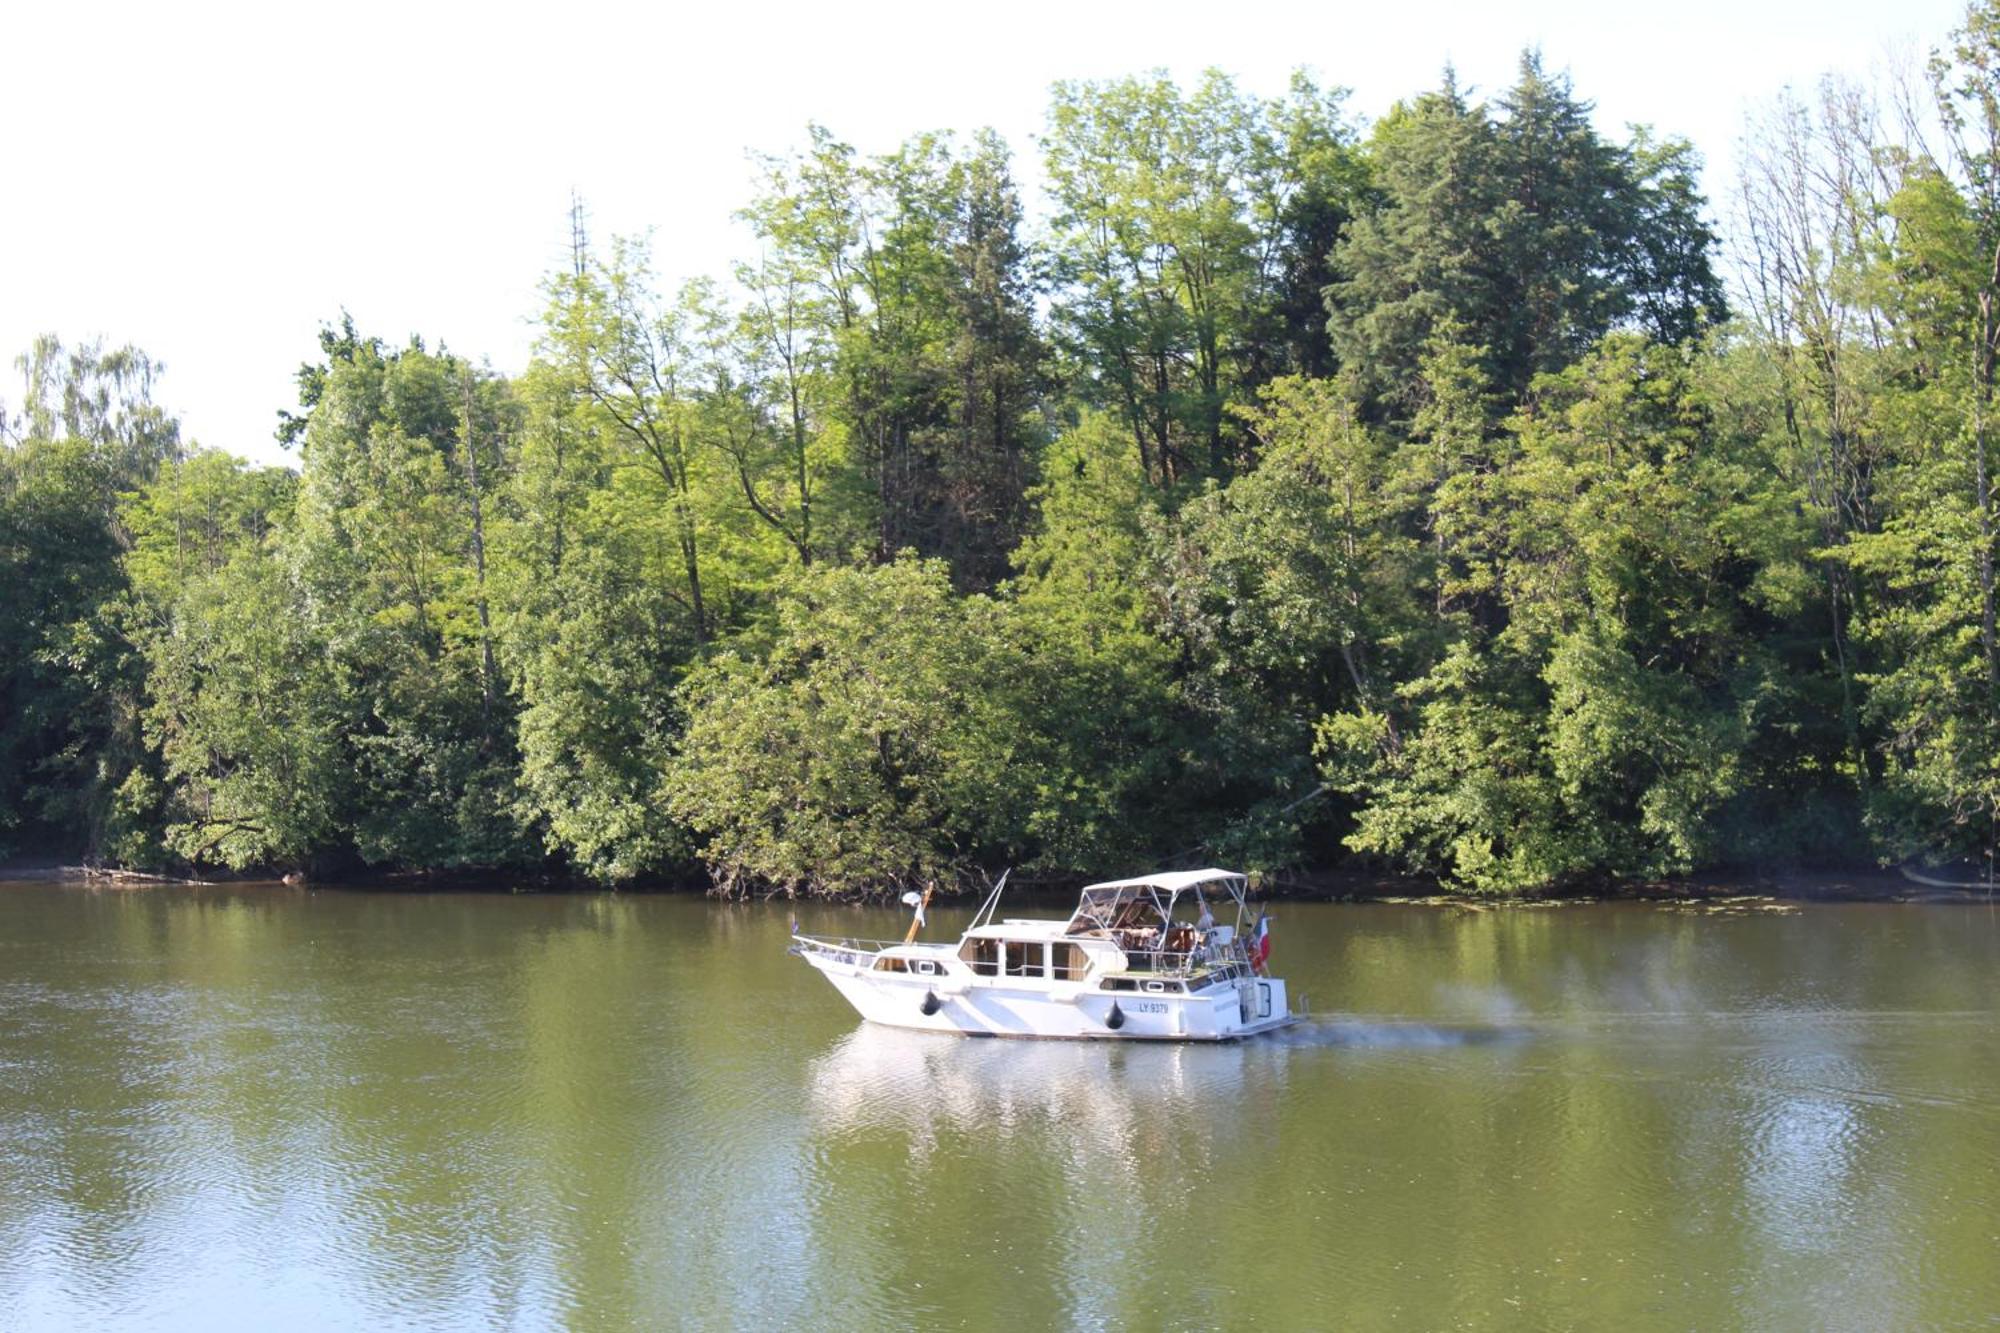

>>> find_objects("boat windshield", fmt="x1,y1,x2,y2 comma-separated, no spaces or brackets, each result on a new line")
1066,885,1171,936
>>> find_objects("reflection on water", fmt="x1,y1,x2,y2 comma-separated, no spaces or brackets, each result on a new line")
807,1025,1288,1157
0,885,1997,1329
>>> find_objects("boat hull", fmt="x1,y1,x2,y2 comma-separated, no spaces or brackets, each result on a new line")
803,950,1293,1041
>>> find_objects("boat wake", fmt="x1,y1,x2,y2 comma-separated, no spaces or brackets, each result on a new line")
1276,1017,1536,1049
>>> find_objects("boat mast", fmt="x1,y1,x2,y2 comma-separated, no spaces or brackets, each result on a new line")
902,882,935,944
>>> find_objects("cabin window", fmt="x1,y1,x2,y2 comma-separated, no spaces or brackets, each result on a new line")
960,937,999,977
913,960,937,976
1049,944,1090,981
1003,941,1047,979
874,956,908,973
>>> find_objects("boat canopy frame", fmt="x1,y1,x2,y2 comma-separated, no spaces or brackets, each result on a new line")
1064,868,1250,939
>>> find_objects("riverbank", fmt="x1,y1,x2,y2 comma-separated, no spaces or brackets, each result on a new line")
0,861,231,887
6,857,1995,905
1263,864,2000,905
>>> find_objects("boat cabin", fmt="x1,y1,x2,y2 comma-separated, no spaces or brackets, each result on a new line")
921,869,1258,987
957,928,1094,981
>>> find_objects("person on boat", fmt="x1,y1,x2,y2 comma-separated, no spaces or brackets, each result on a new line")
1183,896,1214,964
1108,897,1156,952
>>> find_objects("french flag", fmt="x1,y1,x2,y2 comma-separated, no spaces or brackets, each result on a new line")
1250,913,1272,972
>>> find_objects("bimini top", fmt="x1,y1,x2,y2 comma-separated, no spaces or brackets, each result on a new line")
1066,868,1250,938
1080,868,1246,894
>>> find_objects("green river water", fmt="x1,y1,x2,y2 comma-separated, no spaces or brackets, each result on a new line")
1,881,1996,1330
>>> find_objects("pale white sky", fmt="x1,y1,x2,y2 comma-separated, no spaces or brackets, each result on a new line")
1,0,1968,466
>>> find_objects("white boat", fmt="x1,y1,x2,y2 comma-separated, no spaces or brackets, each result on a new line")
789,868,1295,1041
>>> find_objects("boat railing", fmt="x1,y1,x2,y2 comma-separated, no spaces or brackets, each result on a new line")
787,934,914,964
792,933,1257,984
1119,949,1254,981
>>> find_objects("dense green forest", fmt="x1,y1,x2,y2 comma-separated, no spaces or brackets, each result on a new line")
8,19,2000,896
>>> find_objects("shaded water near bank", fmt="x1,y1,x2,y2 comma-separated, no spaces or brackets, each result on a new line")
1,881,1996,1329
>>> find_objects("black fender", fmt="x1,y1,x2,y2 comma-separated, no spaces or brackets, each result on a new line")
1105,1001,1125,1031
920,990,942,1016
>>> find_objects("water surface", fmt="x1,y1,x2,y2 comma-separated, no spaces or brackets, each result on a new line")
1,883,1996,1329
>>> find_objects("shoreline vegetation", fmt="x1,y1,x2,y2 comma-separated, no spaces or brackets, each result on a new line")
11,18,2000,900
3,858,1992,908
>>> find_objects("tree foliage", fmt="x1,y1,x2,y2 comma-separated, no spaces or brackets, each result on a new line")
1330,57,1723,415
18,26,2000,894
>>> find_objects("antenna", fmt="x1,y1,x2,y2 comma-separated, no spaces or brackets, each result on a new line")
568,189,590,277
969,868,1011,931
